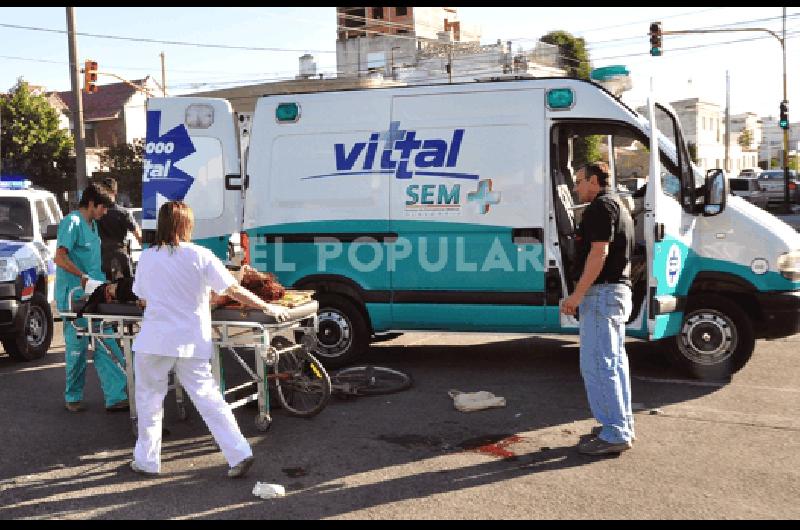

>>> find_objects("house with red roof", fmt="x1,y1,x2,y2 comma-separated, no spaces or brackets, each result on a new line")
47,76,159,175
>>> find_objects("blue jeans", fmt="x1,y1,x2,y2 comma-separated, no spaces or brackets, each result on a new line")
578,283,634,444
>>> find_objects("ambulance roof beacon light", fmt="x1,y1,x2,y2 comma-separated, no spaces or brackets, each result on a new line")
275,102,300,123
83,60,98,93
649,22,662,57
780,100,789,130
546,89,574,110
590,65,633,97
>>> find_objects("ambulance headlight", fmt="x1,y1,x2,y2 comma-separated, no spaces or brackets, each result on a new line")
777,250,800,281
0,258,20,283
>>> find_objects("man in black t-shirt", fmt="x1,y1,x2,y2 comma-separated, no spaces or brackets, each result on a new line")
97,177,142,280
560,162,636,456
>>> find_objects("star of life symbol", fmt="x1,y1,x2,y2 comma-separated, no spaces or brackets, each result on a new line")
467,179,501,214
666,243,681,288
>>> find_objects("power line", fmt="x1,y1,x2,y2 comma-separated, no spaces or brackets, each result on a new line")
0,22,336,54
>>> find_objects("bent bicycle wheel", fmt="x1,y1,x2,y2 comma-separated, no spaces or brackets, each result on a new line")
273,337,331,418
331,365,412,396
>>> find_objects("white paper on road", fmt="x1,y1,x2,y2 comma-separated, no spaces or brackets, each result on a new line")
448,389,506,412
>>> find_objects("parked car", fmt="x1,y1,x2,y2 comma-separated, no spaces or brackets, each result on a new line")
728,177,769,209
757,169,800,205
738,168,759,178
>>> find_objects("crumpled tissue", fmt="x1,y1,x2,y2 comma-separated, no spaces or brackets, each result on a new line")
448,389,506,412
252,482,286,499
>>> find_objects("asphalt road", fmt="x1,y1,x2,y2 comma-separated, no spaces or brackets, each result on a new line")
0,324,798,519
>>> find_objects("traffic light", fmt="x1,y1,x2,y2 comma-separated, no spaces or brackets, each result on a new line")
83,60,98,93
780,100,789,129
649,22,663,56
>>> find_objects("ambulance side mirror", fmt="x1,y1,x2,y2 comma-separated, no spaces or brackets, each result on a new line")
43,224,59,241
703,168,727,216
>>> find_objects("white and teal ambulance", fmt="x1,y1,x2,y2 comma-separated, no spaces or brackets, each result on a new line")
143,77,800,380
0,179,60,360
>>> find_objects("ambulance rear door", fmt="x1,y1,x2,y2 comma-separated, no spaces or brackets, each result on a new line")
143,98,242,259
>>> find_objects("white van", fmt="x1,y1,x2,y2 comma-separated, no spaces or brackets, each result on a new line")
143,78,800,380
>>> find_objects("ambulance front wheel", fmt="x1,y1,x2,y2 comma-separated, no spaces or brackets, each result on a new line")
313,294,369,369
0,293,53,362
666,294,754,381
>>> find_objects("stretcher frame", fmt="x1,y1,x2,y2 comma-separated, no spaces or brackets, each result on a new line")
60,287,319,434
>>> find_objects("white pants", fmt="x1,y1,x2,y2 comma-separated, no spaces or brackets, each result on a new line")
133,353,252,473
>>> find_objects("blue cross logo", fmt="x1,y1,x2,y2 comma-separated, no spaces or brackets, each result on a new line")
666,244,681,287
379,121,406,149
467,179,501,214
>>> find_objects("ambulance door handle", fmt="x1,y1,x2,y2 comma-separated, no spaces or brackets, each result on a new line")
225,174,243,191
654,222,665,242
512,227,542,245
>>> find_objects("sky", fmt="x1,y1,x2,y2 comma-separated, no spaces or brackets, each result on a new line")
1,6,798,119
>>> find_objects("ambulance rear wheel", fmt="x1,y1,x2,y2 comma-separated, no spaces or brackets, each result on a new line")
313,294,369,368
1,293,53,362
667,294,754,381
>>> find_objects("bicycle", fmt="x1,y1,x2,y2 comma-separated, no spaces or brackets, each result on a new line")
329,365,412,398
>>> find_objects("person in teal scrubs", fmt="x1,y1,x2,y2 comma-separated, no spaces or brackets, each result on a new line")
54,183,128,413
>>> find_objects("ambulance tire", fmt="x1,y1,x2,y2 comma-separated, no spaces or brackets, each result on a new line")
666,294,754,382
1,293,53,362
313,294,369,369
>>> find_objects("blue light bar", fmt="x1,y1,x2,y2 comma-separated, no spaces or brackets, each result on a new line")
0,177,32,190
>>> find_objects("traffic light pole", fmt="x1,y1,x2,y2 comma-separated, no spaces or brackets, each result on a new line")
782,7,790,213
66,7,88,194
658,9,791,212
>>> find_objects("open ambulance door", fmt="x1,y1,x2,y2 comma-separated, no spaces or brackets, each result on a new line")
143,98,243,260
645,98,696,340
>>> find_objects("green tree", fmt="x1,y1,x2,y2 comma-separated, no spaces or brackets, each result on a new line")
540,30,597,165
540,30,591,80
95,140,143,207
738,128,753,150
0,79,74,198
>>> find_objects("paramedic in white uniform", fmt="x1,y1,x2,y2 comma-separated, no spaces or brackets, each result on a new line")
130,201,290,478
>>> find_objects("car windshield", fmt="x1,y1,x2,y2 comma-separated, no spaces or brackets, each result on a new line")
0,197,33,239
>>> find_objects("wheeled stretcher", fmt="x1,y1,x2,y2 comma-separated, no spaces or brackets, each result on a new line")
59,287,328,435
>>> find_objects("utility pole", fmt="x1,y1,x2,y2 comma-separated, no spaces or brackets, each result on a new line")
160,51,167,96
725,70,730,173
66,7,88,195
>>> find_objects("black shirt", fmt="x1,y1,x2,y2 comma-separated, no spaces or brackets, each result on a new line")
573,190,634,287
97,203,137,250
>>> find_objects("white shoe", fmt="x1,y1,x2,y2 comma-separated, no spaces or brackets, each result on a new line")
130,460,159,477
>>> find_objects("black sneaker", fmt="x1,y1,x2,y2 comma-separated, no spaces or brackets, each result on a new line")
578,437,632,456
591,425,636,442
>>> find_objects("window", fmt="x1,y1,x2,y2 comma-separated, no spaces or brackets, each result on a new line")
395,7,408,16
373,7,383,19
0,197,33,238
702,117,706,130
47,196,63,221
34,200,51,235
84,123,97,148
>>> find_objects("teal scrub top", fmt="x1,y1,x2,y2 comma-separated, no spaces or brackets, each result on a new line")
55,210,106,310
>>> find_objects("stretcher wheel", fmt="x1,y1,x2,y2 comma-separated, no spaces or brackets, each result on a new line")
255,413,272,432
